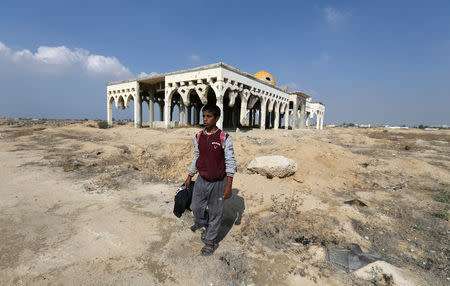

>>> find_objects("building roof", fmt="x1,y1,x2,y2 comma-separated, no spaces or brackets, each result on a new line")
290,91,311,99
107,62,291,94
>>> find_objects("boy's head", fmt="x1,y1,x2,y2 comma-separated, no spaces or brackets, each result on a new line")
202,104,221,129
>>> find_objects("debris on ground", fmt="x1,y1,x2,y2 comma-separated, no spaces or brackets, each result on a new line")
326,243,381,272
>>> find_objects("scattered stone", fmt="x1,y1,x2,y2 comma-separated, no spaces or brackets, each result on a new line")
372,182,382,189
404,145,410,150
392,182,407,190
96,151,102,155
294,236,311,245
360,162,369,168
0,133,3,139
344,199,367,207
247,155,297,178
72,160,82,166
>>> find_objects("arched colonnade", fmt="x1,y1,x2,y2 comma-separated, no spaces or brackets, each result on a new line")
106,63,325,130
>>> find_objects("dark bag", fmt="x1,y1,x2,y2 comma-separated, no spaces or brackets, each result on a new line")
173,181,195,218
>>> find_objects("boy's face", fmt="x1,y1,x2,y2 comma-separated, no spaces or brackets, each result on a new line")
202,110,219,129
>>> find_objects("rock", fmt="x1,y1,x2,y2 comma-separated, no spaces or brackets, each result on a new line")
354,261,422,286
247,155,297,178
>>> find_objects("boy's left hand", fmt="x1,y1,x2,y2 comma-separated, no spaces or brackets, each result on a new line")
223,184,232,199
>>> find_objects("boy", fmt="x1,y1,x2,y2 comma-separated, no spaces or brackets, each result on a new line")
185,104,237,256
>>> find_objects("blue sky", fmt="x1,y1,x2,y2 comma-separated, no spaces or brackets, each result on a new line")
0,0,449,125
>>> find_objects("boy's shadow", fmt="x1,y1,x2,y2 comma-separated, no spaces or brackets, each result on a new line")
216,188,245,243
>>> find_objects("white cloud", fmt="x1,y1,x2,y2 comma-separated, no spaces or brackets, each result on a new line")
138,71,158,78
324,7,350,26
0,41,133,79
189,54,200,61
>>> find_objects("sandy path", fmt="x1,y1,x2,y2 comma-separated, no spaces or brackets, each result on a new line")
0,140,264,286
0,142,172,284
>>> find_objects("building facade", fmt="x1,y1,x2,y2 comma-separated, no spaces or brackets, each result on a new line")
106,63,325,130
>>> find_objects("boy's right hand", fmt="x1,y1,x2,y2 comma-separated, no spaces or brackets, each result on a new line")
184,175,192,188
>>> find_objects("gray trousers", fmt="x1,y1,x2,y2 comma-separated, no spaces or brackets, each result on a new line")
190,175,226,241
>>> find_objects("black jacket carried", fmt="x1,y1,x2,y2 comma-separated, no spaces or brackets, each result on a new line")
173,181,194,218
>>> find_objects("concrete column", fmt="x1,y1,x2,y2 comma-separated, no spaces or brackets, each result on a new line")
252,110,256,127
180,103,186,125
285,111,290,130
260,99,267,130
164,96,170,128
316,115,320,129
148,99,154,127
134,93,142,128
240,100,247,126
107,97,113,127
149,99,154,122
170,105,174,121
217,98,224,130
300,103,305,129
274,106,280,130
194,106,199,125
293,102,299,129
305,114,310,128
320,115,324,130
187,106,192,125
158,102,164,121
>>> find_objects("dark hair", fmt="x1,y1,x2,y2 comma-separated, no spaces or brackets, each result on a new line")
202,104,221,118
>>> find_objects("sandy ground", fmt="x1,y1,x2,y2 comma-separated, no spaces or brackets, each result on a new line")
0,119,449,285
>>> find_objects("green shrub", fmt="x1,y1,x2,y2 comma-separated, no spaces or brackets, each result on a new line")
433,190,450,203
97,121,109,129
433,209,449,221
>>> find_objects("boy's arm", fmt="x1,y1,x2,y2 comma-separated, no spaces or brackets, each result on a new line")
185,136,199,187
224,136,237,176
224,136,236,199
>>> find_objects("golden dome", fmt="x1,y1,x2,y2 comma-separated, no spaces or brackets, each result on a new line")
254,71,276,85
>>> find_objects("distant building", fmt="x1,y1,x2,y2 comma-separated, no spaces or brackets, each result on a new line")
106,63,325,130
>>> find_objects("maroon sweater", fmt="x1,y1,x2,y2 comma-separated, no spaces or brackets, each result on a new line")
196,129,228,182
